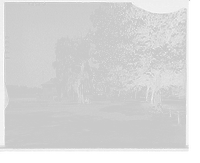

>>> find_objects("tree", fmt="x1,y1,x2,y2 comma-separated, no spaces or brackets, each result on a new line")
91,67,104,98
53,36,97,103
122,4,186,73
90,3,186,109
89,3,136,98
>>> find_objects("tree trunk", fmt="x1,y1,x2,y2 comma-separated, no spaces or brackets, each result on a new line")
134,89,137,100
146,86,150,102
151,89,154,105
77,63,85,104
77,93,80,103
151,90,162,111
79,93,83,103
72,90,75,101
118,90,120,97
154,73,162,111
75,80,81,103
131,90,134,98
78,85,81,103
81,94,84,103
77,83,86,104
59,92,64,101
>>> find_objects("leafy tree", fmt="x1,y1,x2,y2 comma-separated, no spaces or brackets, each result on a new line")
90,3,186,108
53,36,97,103
110,3,186,105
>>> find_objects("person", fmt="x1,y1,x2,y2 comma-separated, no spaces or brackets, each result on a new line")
4,83,9,109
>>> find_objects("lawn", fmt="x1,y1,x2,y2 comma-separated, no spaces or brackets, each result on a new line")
5,100,187,149
162,98,186,110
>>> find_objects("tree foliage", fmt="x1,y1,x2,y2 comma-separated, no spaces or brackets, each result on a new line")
90,3,186,104
53,37,90,103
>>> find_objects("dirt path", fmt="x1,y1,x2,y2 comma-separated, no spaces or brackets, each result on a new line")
4,101,187,149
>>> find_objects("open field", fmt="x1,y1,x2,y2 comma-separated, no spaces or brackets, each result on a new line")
8,93,36,99
5,100,187,149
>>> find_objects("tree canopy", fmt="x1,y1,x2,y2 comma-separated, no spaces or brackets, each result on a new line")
53,37,93,103
90,3,187,106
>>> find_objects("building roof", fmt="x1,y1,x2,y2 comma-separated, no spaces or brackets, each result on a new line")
41,80,55,86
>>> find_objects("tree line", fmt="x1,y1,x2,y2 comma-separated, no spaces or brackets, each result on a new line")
53,3,187,106
52,3,186,109
6,85,42,94
53,37,92,103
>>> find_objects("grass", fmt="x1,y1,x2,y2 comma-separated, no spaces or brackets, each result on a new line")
101,99,186,115
101,101,151,115
162,99,186,111
8,93,36,98
4,100,187,149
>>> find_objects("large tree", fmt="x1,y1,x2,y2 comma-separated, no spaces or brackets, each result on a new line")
53,37,92,103
90,3,186,108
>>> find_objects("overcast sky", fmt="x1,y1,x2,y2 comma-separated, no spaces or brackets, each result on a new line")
5,2,99,87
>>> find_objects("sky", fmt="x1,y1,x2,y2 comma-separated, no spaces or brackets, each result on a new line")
5,2,99,87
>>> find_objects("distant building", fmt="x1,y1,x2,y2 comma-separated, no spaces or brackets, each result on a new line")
37,80,59,101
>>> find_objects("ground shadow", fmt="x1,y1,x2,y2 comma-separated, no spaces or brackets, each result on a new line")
101,100,186,115
100,101,152,115
62,102,101,105
62,102,78,105
162,102,186,110
4,100,187,149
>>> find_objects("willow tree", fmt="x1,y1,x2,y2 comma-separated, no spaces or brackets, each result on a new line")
53,36,95,103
